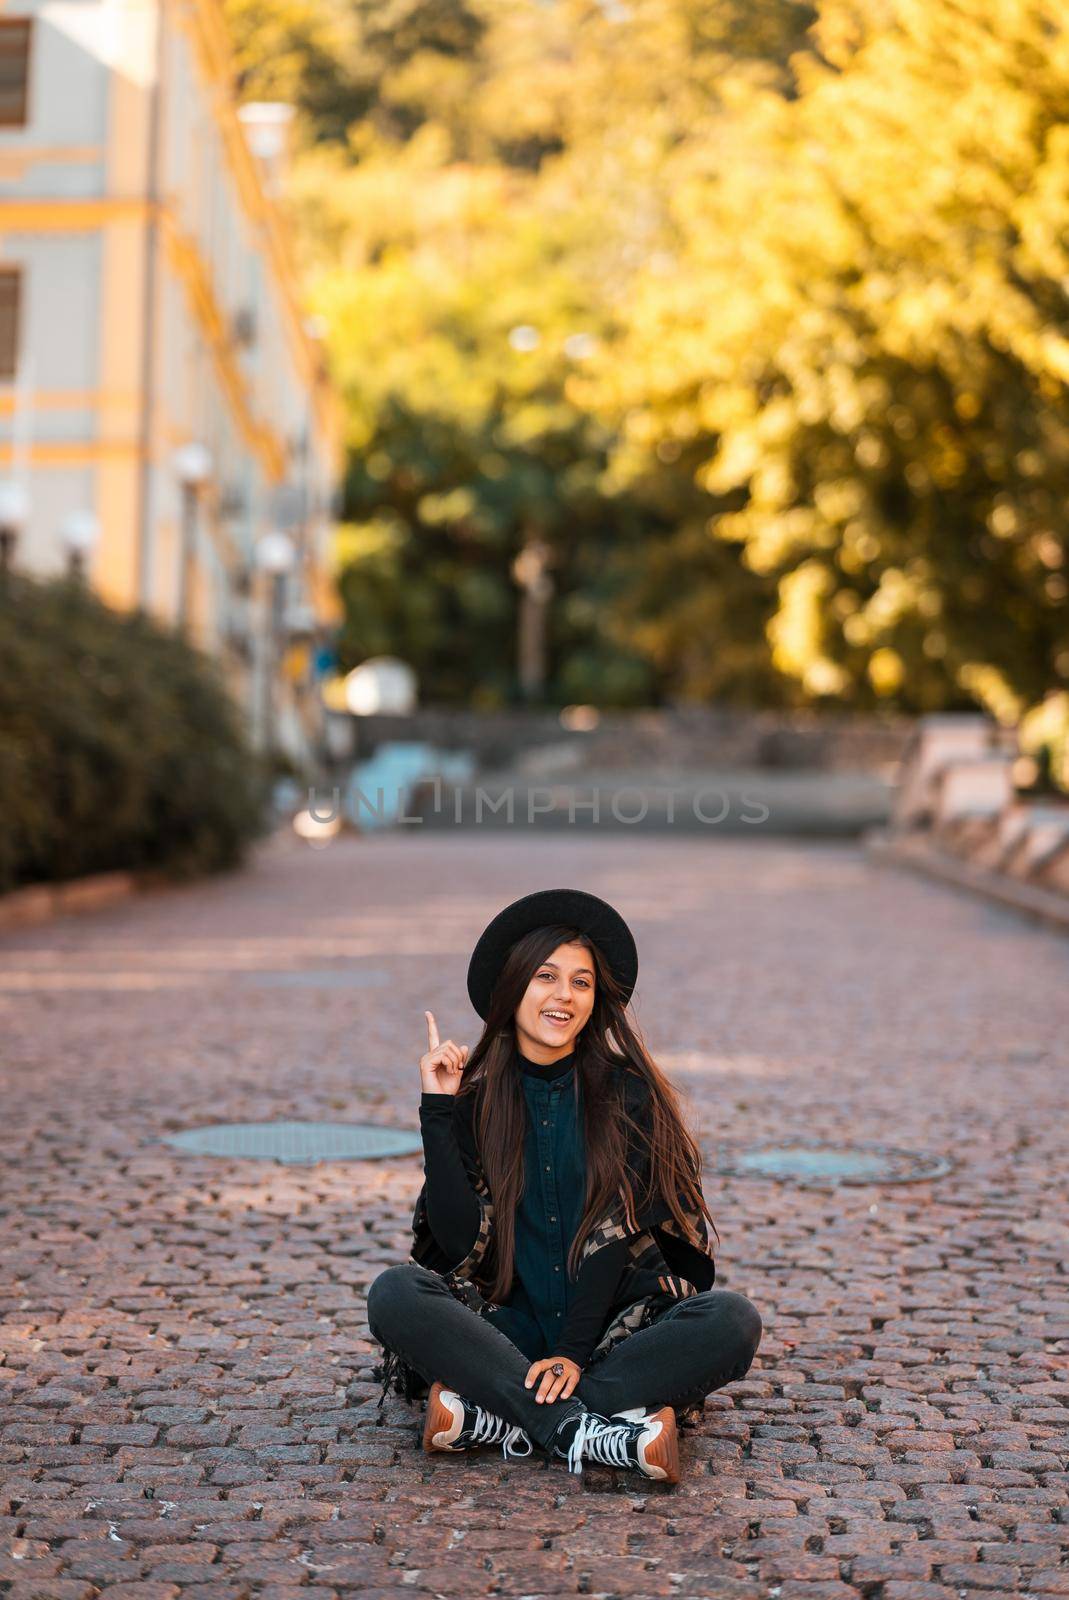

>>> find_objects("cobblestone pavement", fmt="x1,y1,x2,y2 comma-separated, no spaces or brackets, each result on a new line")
1,832,1067,1600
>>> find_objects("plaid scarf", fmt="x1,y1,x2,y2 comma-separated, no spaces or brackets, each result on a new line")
369,1065,717,1426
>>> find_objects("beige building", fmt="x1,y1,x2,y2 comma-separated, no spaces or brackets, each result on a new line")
0,0,343,761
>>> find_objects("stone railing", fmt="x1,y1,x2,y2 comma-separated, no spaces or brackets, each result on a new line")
330,705,911,776
873,713,1069,916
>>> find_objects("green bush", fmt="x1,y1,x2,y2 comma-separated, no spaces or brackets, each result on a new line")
0,572,271,894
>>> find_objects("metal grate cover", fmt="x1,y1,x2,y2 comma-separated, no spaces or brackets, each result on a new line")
713,1141,952,1186
161,1121,423,1166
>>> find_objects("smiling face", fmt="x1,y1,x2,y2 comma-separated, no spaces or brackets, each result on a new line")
513,939,597,1063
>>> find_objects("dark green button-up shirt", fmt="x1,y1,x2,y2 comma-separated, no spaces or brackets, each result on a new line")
418,1043,630,1365
486,1048,585,1360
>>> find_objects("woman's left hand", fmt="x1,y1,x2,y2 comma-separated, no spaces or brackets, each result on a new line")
525,1355,582,1404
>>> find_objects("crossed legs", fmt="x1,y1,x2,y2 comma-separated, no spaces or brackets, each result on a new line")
368,1263,579,1448
366,1263,762,1449
575,1285,762,1416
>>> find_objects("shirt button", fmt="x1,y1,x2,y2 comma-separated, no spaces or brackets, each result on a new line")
542,1119,548,1126
549,1215,556,1222
554,1265,560,1272
544,1163,551,1171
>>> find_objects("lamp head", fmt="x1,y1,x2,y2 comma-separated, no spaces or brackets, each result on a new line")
0,479,31,531
256,530,296,575
61,508,100,557
173,442,213,488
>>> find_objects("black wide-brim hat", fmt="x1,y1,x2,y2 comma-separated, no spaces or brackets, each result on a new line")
466,888,638,1020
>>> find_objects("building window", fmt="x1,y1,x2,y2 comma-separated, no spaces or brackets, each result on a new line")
0,19,32,128
0,270,20,380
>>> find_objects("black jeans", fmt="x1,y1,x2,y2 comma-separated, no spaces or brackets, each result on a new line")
366,1263,762,1452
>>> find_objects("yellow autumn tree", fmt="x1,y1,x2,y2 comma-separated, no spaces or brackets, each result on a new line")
223,0,1068,729
601,0,1069,716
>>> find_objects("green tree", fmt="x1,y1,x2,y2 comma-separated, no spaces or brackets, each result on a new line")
223,0,1069,727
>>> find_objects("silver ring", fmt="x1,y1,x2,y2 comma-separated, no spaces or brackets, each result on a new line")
550,1361,565,1377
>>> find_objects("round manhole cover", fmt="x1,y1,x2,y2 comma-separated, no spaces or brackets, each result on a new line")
161,1121,423,1166
713,1142,952,1186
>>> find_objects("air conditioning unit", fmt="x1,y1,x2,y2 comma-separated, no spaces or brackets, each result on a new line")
232,306,257,348
223,615,254,663
218,484,247,520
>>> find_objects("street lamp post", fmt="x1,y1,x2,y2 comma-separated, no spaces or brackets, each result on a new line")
256,530,296,761
60,509,100,582
511,535,555,703
0,479,30,579
172,442,212,633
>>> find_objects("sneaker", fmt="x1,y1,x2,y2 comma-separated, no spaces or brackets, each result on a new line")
552,1405,680,1483
422,1381,534,1461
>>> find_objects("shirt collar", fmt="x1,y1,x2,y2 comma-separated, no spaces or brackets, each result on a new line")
515,1043,576,1082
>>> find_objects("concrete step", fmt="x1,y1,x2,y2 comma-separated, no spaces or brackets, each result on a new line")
391,768,892,835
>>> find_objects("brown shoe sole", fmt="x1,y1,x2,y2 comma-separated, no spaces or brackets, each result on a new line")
423,1381,459,1453
639,1406,680,1484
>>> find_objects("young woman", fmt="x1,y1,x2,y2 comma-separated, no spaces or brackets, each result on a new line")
367,888,762,1483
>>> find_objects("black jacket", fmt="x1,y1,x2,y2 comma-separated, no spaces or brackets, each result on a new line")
371,1059,716,1409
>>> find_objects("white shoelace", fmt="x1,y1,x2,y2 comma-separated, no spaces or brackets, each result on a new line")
465,1401,533,1459
565,1411,637,1475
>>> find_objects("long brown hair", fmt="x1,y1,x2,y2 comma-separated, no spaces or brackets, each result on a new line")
456,923,718,1303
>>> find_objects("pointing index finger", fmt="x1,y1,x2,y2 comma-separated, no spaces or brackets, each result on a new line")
425,1010,440,1052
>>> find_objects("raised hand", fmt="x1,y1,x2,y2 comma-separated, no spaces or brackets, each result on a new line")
419,1010,469,1096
